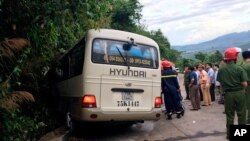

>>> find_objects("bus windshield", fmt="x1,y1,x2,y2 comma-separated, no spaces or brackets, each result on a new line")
92,39,159,69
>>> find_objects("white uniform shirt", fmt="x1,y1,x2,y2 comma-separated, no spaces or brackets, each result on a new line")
214,70,220,86
195,70,200,84
207,68,214,84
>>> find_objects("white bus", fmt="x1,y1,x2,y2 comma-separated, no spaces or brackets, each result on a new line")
52,29,162,130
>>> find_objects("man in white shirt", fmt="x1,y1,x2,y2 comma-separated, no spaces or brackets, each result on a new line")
213,64,223,104
206,63,215,101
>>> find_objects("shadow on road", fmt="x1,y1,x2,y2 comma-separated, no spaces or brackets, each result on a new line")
158,130,226,141
62,122,135,141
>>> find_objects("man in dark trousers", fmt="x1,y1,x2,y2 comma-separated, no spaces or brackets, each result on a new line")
242,50,250,123
183,66,190,100
217,47,248,139
188,66,200,110
206,63,215,101
161,60,182,119
195,65,203,101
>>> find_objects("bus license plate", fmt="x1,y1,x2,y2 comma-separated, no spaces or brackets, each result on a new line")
117,101,139,107
121,92,133,101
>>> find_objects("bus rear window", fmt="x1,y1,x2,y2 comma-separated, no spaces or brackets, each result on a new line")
92,39,159,69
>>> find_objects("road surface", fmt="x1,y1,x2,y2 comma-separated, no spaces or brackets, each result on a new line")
39,74,228,141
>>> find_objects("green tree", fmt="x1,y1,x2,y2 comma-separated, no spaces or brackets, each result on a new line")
142,29,180,62
111,0,142,31
110,2,181,63
0,0,114,140
195,52,207,62
150,30,170,58
208,50,223,63
0,0,183,140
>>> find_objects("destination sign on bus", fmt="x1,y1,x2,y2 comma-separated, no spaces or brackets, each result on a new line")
104,55,151,66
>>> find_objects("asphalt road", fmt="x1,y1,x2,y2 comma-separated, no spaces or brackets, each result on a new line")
39,74,228,141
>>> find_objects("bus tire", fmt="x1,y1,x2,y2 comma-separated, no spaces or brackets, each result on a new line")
66,112,78,133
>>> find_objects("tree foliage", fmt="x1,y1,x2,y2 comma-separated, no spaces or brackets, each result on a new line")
0,0,180,140
207,50,223,63
111,0,142,31
195,52,207,62
110,1,180,62
0,0,113,140
194,50,223,64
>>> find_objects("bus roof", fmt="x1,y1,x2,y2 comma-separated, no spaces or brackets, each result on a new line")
87,29,159,48
56,29,159,61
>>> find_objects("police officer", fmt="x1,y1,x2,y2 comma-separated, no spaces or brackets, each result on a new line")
242,50,250,123
161,60,182,119
198,64,211,106
217,47,248,139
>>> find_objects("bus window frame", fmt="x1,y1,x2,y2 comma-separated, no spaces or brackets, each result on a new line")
57,39,85,81
91,38,159,69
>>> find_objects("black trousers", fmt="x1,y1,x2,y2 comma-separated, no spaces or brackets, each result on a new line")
199,87,203,101
164,92,182,113
210,83,215,101
184,84,190,99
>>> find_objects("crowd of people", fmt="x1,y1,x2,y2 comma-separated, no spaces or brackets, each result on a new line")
161,47,250,140
183,63,223,110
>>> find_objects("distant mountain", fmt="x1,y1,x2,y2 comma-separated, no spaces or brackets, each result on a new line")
171,30,250,58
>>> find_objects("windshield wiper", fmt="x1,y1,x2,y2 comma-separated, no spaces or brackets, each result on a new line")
116,46,130,70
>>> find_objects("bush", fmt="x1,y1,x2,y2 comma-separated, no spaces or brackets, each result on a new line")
0,110,46,141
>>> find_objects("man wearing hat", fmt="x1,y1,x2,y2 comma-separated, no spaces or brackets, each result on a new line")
217,47,248,139
161,60,183,119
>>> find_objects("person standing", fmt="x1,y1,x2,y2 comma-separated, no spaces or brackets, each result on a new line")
161,60,182,119
242,50,250,124
195,65,203,101
220,59,226,67
206,63,215,101
213,64,223,104
217,47,248,139
198,64,212,106
188,66,200,110
183,67,190,100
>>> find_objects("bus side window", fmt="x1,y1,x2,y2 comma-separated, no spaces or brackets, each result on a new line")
69,41,85,77
60,55,70,80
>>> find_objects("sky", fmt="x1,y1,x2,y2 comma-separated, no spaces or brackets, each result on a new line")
138,0,250,46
